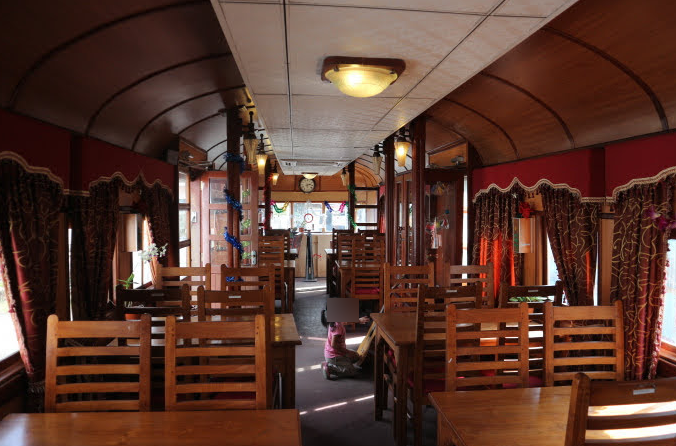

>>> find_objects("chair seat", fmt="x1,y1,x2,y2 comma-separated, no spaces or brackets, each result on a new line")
355,287,380,295
406,375,445,393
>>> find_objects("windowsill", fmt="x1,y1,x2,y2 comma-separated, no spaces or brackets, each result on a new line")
0,352,25,407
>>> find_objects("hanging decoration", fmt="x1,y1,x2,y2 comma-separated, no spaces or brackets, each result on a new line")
304,213,314,223
518,201,532,218
344,202,357,229
348,184,357,201
646,206,676,232
241,218,252,229
271,200,290,213
223,188,243,221
223,226,243,254
430,182,450,196
225,276,244,282
338,202,346,213
324,201,347,213
224,152,246,173
324,201,333,212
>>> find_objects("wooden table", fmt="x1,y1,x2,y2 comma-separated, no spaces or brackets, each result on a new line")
325,248,336,295
0,410,302,446
371,312,417,446
429,386,571,446
273,313,302,409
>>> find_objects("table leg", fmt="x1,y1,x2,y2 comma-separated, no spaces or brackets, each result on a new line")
395,346,409,446
340,270,350,299
284,267,295,313
282,346,296,409
374,331,384,421
326,256,332,295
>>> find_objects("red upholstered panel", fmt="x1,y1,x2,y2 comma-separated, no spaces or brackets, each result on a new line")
0,109,71,188
355,287,380,295
79,138,175,192
471,148,605,200
605,132,676,197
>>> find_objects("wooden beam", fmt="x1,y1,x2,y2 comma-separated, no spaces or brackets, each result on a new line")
226,108,242,268
412,116,426,266
264,160,272,231
384,136,395,263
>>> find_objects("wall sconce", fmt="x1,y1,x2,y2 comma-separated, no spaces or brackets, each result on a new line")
242,110,258,165
340,167,348,186
256,135,267,175
394,127,411,167
271,161,279,185
371,144,382,174
321,56,406,98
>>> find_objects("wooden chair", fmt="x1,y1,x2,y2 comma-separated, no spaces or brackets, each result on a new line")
498,281,564,383
197,285,274,321
331,228,353,250
409,283,482,446
353,235,385,263
45,314,152,412
544,300,624,386
219,266,275,292
164,314,270,410
344,264,383,308
154,263,211,309
565,372,676,446
449,262,495,308
264,229,291,258
257,236,288,313
383,263,435,312
446,302,530,391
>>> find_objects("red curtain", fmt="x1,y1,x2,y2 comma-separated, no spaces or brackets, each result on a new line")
145,183,173,266
472,188,524,294
540,186,600,306
69,181,120,320
0,158,62,411
610,176,675,380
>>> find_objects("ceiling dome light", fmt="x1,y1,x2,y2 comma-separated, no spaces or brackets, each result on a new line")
302,172,318,180
322,57,405,98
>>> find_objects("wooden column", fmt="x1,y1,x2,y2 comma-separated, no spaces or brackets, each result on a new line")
226,107,242,268
264,160,272,232
348,161,356,230
411,116,426,266
383,136,395,263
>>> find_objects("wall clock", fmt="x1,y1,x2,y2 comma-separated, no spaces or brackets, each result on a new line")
299,177,316,193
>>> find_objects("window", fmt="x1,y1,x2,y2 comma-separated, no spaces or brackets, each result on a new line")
662,239,676,351
131,219,153,288
271,202,349,232
0,258,19,361
178,170,191,267
270,203,292,230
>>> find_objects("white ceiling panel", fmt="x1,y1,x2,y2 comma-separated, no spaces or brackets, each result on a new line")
217,2,287,95
288,0,502,14
292,95,399,130
287,5,480,98
254,94,289,129
373,98,436,131
211,0,578,177
494,0,573,17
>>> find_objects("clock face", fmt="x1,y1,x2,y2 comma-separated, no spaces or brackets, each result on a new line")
299,177,316,193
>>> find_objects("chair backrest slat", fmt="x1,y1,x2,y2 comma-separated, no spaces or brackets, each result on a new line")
383,263,434,312
45,314,152,413
446,303,530,391
544,300,624,387
498,281,564,308
164,314,270,411
197,285,273,321
449,263,495,308
565,373,676,446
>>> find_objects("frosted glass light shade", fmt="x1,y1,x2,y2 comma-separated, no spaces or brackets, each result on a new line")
257,153,268,175
372,153,382,173
394,140,411,167
243,135,257,165
302,173,317,180
271,172,279,185
325,65,398,98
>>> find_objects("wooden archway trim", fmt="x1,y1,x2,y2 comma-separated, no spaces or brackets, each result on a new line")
177,112,222,136
542,26,668,131
130,84,245,151
8,0,207,109
479,71,575,149
85,52,232,134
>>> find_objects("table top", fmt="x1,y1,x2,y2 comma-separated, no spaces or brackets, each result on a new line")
324,248,335,255
273,313,302,346
370,312,417,346
0,410,302,446
429,387,570,446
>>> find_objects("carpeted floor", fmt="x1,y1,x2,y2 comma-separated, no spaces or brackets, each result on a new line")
291,279,437,446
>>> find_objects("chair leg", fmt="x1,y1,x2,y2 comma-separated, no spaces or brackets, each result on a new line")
413,396,422,446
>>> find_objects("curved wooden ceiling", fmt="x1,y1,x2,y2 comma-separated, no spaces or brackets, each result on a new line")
0,0,250,160
426,0,676,167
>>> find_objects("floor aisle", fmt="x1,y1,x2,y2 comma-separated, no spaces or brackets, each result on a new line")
291,279,436,446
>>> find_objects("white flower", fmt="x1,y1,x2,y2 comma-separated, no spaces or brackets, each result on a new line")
140,242,168,263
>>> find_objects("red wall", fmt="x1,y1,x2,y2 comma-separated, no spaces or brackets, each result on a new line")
604,132,676,197
0,110,175,193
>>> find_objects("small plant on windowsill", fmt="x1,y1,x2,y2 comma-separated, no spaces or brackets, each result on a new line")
118,243,168,290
